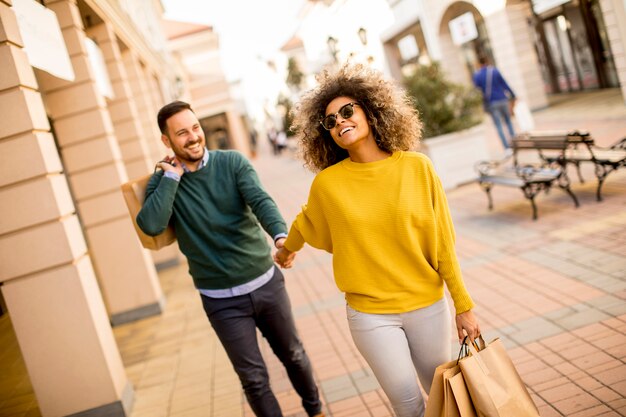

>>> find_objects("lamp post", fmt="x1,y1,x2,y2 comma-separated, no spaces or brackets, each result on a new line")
327,36,338,62
358,27,367,46
173,75,184,99
357,27,374,64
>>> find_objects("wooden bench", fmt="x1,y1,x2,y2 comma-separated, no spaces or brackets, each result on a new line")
536,132,626,201
475,134,580,220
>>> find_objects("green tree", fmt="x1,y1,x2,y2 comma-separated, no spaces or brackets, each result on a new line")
286,57,304,91
277,94,295,137
403,62,483,139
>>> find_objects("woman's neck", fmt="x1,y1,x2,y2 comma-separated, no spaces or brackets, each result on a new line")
348,139,390,163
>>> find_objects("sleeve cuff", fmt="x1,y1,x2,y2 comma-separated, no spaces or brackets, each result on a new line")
273,233,287,245
163,171,181,182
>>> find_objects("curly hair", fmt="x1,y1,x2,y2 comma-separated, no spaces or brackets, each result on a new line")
291,63,422,172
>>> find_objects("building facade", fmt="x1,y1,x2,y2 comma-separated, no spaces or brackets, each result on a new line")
0,0,245,415
163,19,250,153
382,0,626,109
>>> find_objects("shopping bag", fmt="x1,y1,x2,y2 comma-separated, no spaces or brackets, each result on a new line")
446,367,477,417
513,100,535,133
426,341,477,417
459,337,539,417
121,174,176,250
425,359,457,417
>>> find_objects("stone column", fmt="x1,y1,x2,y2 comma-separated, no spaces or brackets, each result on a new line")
89,22,181,267
122,49,162,163
87,22,152,180
147,69,165,114
226,109,251,155
0,1,132,415
484,3,549,110
38,0,164,325
600,0,626,103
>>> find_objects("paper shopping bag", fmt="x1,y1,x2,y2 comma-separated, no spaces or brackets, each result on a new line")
459,337,539,417
425,359,457,417
445,367,477,417
121,174,176,250
513,100,535,133
426,344,477,417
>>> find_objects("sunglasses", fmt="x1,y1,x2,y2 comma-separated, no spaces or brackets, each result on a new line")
320,102,359,130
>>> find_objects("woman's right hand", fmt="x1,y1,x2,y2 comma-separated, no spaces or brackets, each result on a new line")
274,244,296,268
455,309,481,344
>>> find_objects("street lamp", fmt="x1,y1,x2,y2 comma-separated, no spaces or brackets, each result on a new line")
357,27,374,64
327,36,338,62
358,27,367,46
173,76,184,99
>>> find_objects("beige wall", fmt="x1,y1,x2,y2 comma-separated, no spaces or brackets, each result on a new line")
38,0,164,326
0,0,132,415
88,21,153,180
484,3,549,110
166,25,251,155
389,0,626,109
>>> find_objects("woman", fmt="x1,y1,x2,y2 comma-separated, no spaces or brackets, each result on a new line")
275,64,480,417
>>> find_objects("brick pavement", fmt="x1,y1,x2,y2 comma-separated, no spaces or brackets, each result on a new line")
115,90,625,417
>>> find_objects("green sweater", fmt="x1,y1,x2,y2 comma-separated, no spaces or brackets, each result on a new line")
136,150,287,289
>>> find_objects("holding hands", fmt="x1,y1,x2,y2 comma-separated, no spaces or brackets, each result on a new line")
274,238,296,268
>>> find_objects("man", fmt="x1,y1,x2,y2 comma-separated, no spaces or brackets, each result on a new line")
473,55,517,152
137,101,324,417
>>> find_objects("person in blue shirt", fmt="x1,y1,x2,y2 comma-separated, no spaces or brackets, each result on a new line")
473,55,516,151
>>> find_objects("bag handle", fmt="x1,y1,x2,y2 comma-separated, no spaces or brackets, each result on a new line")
471,335,486,351
463,335,490,376
456,336,470,364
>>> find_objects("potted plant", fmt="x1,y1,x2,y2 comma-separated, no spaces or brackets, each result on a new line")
403,62,488,189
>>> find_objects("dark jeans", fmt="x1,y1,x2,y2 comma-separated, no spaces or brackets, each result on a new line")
200,267,322,417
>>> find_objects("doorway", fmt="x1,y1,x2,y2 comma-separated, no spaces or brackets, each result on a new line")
532,0,618,94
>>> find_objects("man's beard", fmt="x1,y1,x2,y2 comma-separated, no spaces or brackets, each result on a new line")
174,140,204,162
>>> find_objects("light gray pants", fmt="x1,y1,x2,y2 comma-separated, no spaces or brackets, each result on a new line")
346,298,451,417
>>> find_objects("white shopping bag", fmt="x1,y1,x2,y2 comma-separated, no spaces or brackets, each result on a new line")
513,100,535,133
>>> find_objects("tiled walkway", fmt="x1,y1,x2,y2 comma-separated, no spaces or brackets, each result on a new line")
1,90,625,416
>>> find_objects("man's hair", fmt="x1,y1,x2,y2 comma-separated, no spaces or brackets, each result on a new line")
478,55,489,66
157,101,194,135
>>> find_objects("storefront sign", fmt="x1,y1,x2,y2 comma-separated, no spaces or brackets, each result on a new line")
12,0,75,81
398,35,419,62
449,12,478,46
532,0,570,14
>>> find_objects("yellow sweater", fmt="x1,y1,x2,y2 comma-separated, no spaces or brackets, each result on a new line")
284,151,474,315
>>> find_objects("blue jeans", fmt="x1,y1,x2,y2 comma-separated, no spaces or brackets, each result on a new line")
488,99,516,149
200,268,322,417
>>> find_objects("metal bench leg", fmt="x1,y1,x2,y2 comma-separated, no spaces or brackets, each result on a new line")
574,161,584,183
596,178,605,202
594,164,609,202
480,183,494,211
560,185,580,208
530,197,538,220
522,184,541,220
557,175,580,208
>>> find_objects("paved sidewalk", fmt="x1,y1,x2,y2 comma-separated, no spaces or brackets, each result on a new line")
117,90,626,417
